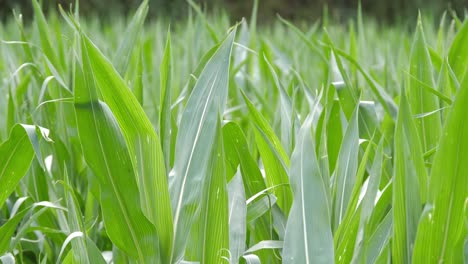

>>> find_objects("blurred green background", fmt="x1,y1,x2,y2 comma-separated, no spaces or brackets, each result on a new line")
0,0,466,24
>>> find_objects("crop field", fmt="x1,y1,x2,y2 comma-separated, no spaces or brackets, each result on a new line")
0,0,467,263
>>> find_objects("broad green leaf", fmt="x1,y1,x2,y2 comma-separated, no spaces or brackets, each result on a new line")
332,106,360,230
407,17,441,156
199,121,229,263
326,100,343,173
283,114,334,263
254,127,292,216
0,124,52,207
0,208,29,255
169,29,235,264
413,55,468,264
77,28,173,262
74,39,159,263
393,88,427,263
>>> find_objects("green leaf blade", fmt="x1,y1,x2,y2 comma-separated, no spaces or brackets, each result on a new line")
283,115,334,263
169,29,235,263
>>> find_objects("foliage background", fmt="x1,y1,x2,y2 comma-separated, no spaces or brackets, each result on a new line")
1,0,467,23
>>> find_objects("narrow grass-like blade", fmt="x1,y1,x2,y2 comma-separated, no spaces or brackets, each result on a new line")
334,140,373,263
364,210,392,264
262,55,298,155
222,122,279,263
31,0,61,70
113,0,148,75
62,171,106,264
352,140,384,263
160,28,172,171
283,114,334,263
63,174,88,264
187,0,219,43
228,171,247,264
325,47,398,119
242,92,292,215
169,30,235,263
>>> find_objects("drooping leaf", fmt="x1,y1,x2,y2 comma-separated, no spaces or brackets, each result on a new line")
77,26,173,262
74,38,160,263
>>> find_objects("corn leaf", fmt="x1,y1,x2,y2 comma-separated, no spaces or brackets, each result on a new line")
0,124,52,207
413,56,468,264
332,105,360,230
169,29,235,263
283,114,334,263
199,121,229,263
74,38,159,263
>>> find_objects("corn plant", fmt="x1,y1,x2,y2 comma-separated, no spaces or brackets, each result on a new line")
0,0,467,263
